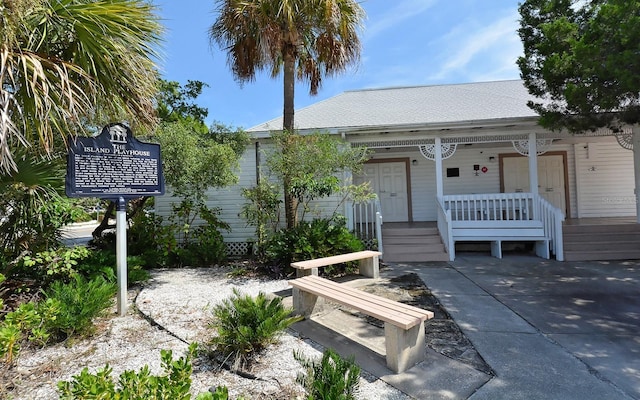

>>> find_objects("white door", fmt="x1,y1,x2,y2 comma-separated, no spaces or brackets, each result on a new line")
503,155,567,215
354,162,409,222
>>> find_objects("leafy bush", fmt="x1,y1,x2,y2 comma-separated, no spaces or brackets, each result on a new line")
295,349,361,400
240,179,282,259
177,204,228,267
44,275,116,339
266,216,364,276
127,210,177,268
208,289,302,370
79,250,149,285
0,298,60,364
58,343,221,399
17,247,91,284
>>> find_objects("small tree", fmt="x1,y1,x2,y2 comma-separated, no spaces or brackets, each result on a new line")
266,131,370,227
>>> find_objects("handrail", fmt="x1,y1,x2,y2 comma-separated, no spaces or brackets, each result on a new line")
533,194,565,261
436,196,454,261
350,195,383,254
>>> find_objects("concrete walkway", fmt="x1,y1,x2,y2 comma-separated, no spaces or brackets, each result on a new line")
392,254,640,399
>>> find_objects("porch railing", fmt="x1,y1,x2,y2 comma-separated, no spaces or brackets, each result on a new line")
534,194,565,261
441,192,565,260
436,197,454,261
349,196,384,254
443,193,534,221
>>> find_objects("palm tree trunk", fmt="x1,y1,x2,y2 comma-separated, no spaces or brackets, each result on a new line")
282,47,298,229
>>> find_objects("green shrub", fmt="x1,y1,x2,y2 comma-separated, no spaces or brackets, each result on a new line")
209,289,302,370
17,246,91,284
58,343,221,399
128,210,177,268
266,216,364,276
295,349,361,400
178,205,228,267
79,250,149,285
0,298,60,364
44,275,116,339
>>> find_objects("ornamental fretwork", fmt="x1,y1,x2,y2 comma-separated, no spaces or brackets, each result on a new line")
511,139,554,156
418,143,457,160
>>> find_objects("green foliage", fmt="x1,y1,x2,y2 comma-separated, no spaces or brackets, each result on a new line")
44,275,116,339
170,199,229,267
157,79,210,132
240,179,282,259
295,349,361,400
518,0,640,131
58,343,221,399
266,217,364,276
0,149,70,259
154,122,247,201
18,247,91,284
128,210,177,268
209,289,302,370
0,298,60,364
266,131,370,227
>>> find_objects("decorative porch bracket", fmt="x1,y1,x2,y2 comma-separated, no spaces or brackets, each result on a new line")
418,143,457,160
512,138,554,156
615,128,633,150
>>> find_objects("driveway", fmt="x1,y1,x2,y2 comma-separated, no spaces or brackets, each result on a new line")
396,254,640,399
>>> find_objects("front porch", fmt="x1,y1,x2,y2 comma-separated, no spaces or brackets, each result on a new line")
362,215,640,263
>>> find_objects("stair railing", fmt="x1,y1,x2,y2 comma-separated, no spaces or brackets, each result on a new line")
533,194,565,261
436,196,454,261
349,195,383,254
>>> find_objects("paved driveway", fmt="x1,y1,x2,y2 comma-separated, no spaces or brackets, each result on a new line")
399,254,640,399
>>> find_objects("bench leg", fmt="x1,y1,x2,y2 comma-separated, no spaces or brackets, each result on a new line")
292,288,325,318
358,256,379,279
491,240,503,259
296,267,318,278
384,321,426,373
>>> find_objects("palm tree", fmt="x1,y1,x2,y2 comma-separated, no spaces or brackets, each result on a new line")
209,0,364,228
0,0,162,173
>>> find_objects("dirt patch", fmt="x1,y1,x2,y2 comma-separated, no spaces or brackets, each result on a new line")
344,272,493,375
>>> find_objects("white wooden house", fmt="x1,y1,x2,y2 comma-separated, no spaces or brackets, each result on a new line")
155,80,640,262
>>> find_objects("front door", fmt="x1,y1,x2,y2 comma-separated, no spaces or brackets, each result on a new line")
354,161,409,222
502,155,567,215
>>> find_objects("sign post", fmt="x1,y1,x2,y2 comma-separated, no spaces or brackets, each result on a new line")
66,123,164,316
115,196,127,316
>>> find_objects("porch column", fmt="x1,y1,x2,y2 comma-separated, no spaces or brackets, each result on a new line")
634,126,640,223
528,133,539,219
435,137,443,198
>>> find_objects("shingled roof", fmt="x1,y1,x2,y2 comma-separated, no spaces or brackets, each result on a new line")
247,80,539,133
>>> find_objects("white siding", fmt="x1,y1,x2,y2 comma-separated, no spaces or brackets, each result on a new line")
573,138,636,217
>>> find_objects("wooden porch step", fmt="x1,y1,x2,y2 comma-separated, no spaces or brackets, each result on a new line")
382,225,449,263
564,250,640,261
562,222,640,261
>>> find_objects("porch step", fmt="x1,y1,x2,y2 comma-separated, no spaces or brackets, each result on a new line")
382,226,449,263
563,223,640,261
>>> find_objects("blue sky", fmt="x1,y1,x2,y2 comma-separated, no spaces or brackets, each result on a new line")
154,0,524,129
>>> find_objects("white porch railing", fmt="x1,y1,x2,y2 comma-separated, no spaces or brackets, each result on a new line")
436,197,454,261
443,193,534,221
533,194,565,261
349,196,384,254
440,192,565,260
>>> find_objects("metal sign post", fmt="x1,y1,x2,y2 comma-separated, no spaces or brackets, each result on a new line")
115,196,128,316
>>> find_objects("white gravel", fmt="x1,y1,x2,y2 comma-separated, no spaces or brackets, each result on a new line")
7,267,412,399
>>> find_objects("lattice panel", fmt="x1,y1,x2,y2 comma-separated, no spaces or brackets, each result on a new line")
225,242,251,257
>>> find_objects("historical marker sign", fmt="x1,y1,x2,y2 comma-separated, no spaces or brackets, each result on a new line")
66,123,165,198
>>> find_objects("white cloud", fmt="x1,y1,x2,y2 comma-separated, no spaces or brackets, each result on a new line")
364,0,438,41
429,10,522,81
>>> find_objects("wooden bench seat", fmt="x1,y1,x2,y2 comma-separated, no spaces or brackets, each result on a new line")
289,275,434,373
290,250,382,278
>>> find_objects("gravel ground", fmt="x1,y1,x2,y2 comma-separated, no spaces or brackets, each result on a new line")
5,267,412,400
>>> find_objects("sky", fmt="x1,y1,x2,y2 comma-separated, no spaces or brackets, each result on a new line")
154,0,525,130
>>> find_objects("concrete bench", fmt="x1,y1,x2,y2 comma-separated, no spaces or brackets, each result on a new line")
290,250,382,278
452,221,550,259
289,275,434,373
